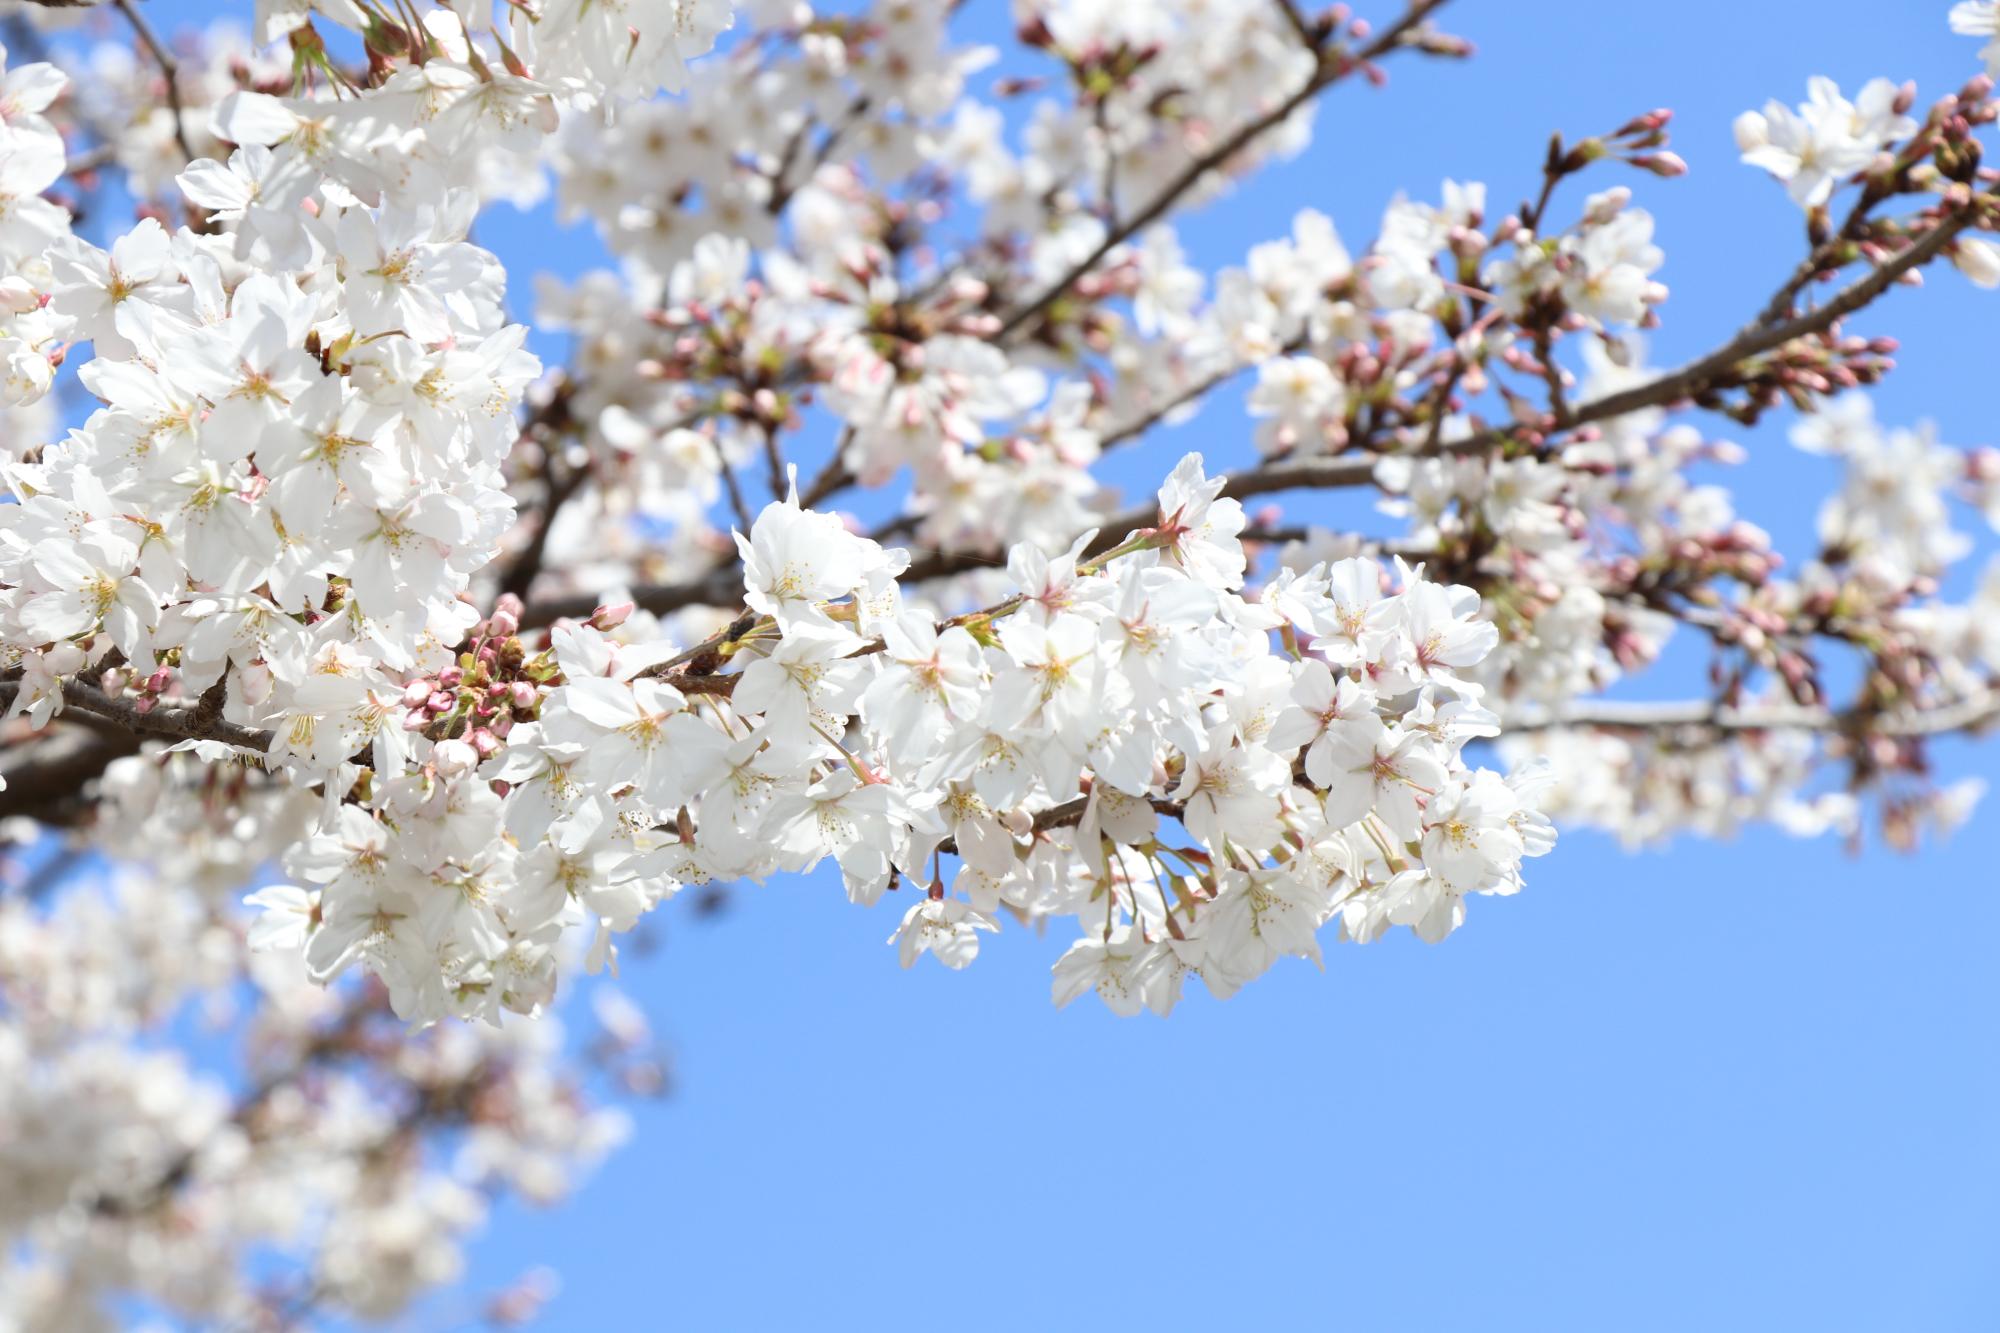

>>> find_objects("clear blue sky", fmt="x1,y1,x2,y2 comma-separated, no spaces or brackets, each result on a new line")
71,2,2000,1329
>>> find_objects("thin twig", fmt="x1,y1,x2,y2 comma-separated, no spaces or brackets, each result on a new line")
714,440,755,531
1273,0,1320,46
0,678,271,753
992,0,1450,343
1500,692,2000,739
759,421,787,501
497,461,589,602
113,0,196,163
521,196,1978,630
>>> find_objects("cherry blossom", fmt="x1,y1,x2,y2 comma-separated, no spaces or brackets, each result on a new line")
0,0,1997,1325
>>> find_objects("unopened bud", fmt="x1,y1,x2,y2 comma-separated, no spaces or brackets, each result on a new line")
1938,135,1983,183
588,601,634,630
1628,151,1687,178
1614,107,1673,138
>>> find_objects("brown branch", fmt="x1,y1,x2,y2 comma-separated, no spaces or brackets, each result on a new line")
652,6,1435,527
1500,692,2000,740
1104,335,1310,454
794,426,856,511
0,678,272,754
524,150,1979,646
759,421,787,501
713,441,756,532
1592,202,1979,420
1273,0,1321,47
497,461,588,602
0,726,140,823
992,0,1450,343
1071,201,1984,549
494,384,587,602
113,0,196,163
766,95,870,217
930,792,1188,857
520,563,743,628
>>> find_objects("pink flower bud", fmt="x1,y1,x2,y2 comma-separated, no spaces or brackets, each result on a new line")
1628,152,1687,178
589,601,634,630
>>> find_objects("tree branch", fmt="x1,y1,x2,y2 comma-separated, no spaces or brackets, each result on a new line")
528,179,1979,649
992,0,1450,343
0,679,272,754
1500,692,2000,739
0,726,140,823
1068,200,1985,552
1273,0,1321,47
497,461,588,602
112,0,196,163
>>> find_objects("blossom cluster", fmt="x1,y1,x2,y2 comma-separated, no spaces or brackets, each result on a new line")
0,760,643,1330
244,453,1551,1022
1,0,1998,1323
0,36,70,406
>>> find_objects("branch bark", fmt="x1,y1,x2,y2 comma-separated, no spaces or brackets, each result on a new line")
0,726,139,823
112,0,196,162
1500,692,2000,739
0,679,272,754
992,0,1450,343
532,195,1977,628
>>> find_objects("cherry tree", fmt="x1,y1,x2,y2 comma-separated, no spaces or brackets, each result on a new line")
0,0,1995,1325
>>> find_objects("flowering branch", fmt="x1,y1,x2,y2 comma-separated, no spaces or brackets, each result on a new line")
1,3,1999,1322
1504,692,2000,738
994,0,1458,342
111,0,194,162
